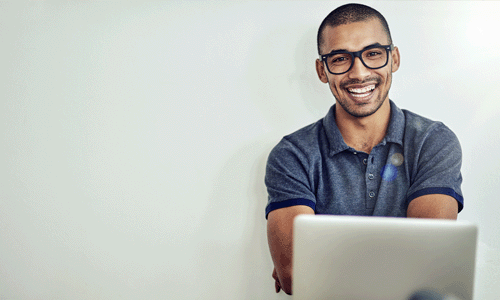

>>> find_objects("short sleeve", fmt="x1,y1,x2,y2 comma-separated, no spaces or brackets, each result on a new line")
406,123,464,212
264,138,316,219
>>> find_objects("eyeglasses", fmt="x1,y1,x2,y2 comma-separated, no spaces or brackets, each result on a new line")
319,44,394,75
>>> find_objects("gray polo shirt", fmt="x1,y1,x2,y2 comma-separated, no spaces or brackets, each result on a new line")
265,100,463,219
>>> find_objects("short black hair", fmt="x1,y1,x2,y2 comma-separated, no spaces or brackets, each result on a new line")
317,3,392,55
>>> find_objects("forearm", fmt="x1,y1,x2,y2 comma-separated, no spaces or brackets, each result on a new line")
267,205,314,294
267,214,294,294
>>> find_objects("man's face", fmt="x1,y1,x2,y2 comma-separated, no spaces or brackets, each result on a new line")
316,18,400,118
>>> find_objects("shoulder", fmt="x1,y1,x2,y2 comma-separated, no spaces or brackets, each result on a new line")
402,109,460,147
401,109,462,175
269,118,325,161
283,118,325,147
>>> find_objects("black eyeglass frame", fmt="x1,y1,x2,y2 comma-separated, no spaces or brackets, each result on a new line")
319,44,394,75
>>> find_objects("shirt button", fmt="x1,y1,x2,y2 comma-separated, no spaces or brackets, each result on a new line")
369,191,375,198
368,173,374,180
363,158,368,165
353,151,357,155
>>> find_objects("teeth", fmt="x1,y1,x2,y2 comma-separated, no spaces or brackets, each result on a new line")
351,92,371,98
348,85,375,94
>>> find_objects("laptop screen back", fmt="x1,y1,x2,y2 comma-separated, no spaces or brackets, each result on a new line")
293,215,477,300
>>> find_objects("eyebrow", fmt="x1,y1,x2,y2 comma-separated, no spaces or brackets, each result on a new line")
324,42,383,56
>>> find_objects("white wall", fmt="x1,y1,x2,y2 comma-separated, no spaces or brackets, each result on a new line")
1,1,499,299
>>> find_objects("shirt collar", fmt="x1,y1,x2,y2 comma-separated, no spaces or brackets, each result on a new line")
322,100,405,156
385,100,405,146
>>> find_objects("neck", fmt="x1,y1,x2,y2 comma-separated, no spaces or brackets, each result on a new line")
335,99,391,154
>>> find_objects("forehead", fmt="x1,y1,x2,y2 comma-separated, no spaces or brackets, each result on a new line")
322,18,390,53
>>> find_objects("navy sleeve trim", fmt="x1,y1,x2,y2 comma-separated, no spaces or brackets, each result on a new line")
265,198,316,219
407,187,464,213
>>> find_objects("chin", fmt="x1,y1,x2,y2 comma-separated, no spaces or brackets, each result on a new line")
348,107,379,118
337,98,385,118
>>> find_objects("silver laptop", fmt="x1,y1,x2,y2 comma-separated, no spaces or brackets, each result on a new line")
293,215,477,300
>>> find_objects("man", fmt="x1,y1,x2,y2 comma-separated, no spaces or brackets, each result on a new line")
265,3,463,295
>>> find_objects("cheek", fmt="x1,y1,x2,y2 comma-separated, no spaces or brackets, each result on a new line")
385,72,392,85
330,77,345,90
330,80,344,95
379,71,391,85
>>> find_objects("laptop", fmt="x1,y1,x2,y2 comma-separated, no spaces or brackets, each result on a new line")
293,215,477,300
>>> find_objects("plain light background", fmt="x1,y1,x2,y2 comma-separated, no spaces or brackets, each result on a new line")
1,1,499,299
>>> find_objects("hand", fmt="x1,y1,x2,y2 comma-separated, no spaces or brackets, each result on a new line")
272,267,282,293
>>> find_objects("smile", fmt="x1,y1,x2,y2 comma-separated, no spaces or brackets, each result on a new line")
347,84,376,98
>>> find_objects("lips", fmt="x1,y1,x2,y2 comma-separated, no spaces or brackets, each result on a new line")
347,84,376,98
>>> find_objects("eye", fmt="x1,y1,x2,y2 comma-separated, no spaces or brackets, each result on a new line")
329,54,351,65
367,51,382,57
363,48,386,60
332,56,347,63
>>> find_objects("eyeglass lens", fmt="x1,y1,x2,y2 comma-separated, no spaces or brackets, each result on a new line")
326,47,388,74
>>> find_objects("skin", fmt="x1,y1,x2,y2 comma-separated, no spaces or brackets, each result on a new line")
267,18,458,295
315,18,400,154
267,205,313,294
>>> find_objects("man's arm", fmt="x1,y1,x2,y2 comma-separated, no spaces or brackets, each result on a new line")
267,205,314,295
407,194,458,219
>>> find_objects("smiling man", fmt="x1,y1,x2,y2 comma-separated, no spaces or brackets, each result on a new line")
265,3,463,295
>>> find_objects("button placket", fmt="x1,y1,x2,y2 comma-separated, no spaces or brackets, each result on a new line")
365,152,377,209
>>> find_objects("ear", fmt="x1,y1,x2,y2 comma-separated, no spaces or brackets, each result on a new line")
391,46,400,73
315,59,329,83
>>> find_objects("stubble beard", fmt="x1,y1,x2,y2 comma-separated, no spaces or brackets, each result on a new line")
332,72,392,118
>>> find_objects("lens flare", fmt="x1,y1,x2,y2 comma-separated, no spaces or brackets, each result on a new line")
391,153,404,167
381,164,398,182
415,120,423,131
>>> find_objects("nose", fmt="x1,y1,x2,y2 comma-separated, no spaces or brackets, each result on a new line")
347,56,371,79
